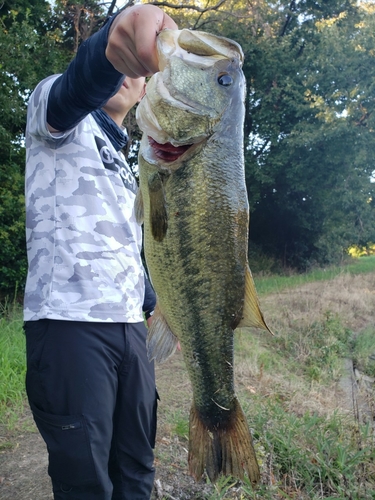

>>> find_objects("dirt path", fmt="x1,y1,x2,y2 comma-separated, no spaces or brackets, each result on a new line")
0,421,51,500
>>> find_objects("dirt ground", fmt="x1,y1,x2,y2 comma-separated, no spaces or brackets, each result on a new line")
0,411,214,500
1,272,374,500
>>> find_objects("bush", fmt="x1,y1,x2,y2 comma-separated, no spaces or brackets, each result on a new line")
0,160,27,296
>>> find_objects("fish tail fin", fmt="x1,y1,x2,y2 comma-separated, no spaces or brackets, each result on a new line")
188,399,260,485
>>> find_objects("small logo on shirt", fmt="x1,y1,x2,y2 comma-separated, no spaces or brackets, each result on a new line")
99,145,113,164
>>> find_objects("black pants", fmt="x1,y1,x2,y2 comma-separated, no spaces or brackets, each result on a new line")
25,319,157,500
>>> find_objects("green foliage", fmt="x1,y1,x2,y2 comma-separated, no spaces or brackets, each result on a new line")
160,0,375,270
0,303,26,427
269,311,352,383
0,165,27,294
52,0,108,52
352,326,375,378
173,411,189,440
225,0,375,269
202,403,374,499
248,400,374,499
1,0,375,288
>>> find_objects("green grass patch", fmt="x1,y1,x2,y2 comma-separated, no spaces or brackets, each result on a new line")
245,398,374,499
173,410,189,440
253,255,375,295
237,312,352,384
352,326,375,378
271,312,352,383
201,397,375,499
0,305,26,426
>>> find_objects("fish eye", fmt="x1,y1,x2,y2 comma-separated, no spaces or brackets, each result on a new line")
218,74,233,87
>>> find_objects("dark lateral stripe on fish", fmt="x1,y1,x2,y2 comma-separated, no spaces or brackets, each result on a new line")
148,172,168,242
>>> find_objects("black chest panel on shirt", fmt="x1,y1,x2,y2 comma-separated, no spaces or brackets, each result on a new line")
95,136,138,194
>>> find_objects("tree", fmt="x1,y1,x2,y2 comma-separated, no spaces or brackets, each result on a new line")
2,0,375,297
228,0,375,268
0,1,71,295
148,0,375,268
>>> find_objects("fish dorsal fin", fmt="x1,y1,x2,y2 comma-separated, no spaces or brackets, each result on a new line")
147,303,179,363
148,172,168,242
134,189,144,225
237,265,273,333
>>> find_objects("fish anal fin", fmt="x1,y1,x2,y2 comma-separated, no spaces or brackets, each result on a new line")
237,265,273,334
147,303,179,363
148,172,168,242
188,398,260,485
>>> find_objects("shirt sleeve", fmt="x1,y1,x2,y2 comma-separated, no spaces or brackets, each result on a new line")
47,15,125,131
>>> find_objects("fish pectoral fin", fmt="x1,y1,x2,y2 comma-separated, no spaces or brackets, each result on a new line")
237,265,273,333
147,303,179,363
134,189,144,225
148,172,168,242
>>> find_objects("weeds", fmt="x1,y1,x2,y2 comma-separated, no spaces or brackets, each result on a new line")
352,326,375,378
201,404,374,499
270,312,352,383
0,302,26,427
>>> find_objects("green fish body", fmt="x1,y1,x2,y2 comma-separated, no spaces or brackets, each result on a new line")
135,29,270,485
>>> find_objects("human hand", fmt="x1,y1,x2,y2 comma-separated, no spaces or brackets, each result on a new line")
106,5,178,78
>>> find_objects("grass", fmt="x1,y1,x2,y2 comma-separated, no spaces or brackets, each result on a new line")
248,401,373,499
352,325,375,378
1,257,375,499
0,302,26,427
253,255,375,295
269,311,352,383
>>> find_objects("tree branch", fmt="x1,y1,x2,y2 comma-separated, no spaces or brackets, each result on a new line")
148,0,227,14
279,0,296,37
107,0,118,17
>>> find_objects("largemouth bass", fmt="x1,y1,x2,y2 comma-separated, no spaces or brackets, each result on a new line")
135,29,271,485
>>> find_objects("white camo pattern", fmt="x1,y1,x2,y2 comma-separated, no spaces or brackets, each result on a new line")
24,75,144,322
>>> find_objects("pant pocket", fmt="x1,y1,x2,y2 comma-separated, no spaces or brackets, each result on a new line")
30,403,98,487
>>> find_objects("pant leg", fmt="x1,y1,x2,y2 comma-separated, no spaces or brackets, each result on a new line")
109,322,157,500
25,319,125,500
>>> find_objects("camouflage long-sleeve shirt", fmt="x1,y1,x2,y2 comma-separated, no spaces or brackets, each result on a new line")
24,17,147,322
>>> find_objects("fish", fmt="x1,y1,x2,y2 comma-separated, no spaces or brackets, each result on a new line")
135,28,271,485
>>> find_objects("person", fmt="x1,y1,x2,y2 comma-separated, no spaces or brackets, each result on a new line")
23,5,178,500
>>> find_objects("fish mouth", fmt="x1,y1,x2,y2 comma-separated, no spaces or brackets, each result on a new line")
148,137,193,162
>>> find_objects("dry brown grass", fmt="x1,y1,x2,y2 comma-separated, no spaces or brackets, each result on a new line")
232,271,375,418
262,271,375,333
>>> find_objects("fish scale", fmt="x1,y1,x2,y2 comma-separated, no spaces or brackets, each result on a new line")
135,28,272,485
